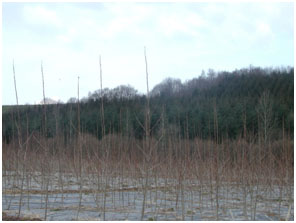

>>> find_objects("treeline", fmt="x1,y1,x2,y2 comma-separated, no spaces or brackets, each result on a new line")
2,66,294,145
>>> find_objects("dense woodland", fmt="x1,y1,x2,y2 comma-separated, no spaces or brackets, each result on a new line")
2,66,294,145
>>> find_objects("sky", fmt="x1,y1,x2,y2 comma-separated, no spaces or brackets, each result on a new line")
2,2,294,105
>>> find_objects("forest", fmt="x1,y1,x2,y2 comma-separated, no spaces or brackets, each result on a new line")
2,66,294,144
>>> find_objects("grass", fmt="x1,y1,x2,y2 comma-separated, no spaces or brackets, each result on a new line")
51,208,63,212
2,212,42,221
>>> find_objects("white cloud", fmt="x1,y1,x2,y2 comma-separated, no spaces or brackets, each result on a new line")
103,17,132,38
56,28,77,44
56,34,71,43
256,21,272,36
186,13,206,28
23,5,62,28
158,11,206,38
159,14,185,36
99,3,154,38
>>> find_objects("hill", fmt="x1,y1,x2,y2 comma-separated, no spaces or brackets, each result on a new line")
2,66,294,144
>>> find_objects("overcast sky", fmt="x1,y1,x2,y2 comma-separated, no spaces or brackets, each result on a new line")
2,2,294,105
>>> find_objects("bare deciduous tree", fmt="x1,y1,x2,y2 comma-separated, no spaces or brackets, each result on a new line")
256,90,274,145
